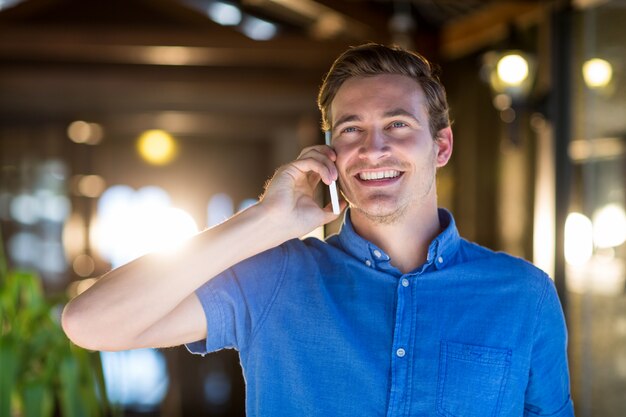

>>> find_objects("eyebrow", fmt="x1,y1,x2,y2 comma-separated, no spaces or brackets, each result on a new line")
332,108,421,132
333,114,361,132
383,108,421,123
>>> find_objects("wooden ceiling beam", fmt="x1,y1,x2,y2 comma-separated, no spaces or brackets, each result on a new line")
0,63,321,143
440,1,552,60
0,26,351,69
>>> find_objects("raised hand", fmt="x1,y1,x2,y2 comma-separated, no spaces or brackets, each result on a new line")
260,144,345,238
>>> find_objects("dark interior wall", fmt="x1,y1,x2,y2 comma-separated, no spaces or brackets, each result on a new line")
442,53,501,250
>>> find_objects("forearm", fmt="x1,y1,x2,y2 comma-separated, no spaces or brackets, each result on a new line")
63,143,341,351
62,202,291,350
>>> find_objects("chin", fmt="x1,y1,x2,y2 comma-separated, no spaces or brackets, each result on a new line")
352,202,408,225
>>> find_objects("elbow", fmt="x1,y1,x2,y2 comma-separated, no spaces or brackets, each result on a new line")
61,301,89,349
62,299,135,352
62,300,103,351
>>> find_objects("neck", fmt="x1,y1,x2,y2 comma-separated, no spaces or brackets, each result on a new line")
350,204,441,274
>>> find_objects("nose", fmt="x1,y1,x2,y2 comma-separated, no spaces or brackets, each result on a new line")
358,129,390,160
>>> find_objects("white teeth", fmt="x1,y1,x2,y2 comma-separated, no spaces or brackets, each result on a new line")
358,170,400,181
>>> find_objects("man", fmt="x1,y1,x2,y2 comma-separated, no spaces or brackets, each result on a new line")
62,44,574,416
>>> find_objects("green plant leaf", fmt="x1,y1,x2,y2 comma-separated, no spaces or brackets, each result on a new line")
0,339,18,417
22,380,54,417
59,354,87,417
0,225,7,280
1,233,110,416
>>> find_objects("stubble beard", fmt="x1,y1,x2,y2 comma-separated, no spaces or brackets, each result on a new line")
342,167,437,226
342,184,415,225
353,201,410,225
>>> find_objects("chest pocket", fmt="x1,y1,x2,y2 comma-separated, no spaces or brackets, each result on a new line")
437,341,511,417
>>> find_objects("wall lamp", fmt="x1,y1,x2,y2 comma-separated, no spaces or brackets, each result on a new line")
481,47,537,146
582,57,613,90
483,49,536,106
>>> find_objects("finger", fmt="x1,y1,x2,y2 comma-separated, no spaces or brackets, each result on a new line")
296,150,338,182
298,145,337,162
292,154,337,185
286,158,335,186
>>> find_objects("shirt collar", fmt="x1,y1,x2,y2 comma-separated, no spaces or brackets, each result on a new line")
426,208,460,271
334,208,460,274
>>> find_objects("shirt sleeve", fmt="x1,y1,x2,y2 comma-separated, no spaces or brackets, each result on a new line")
524,277,575,416
185,243,289,356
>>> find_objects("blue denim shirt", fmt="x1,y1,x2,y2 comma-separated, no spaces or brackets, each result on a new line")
187,209,574,416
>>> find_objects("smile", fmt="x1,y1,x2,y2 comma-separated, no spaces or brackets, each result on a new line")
357,170,402,181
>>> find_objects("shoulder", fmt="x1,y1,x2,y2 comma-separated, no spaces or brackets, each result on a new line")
458,239,534,268
456,238,553,295
283,235,341,259
225,237,337,278
230,237,331,275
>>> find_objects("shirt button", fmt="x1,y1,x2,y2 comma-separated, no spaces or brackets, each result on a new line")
365,259,372,267
373,250,382,258
401,278,409,287
396,348,406,358
437,256,444,264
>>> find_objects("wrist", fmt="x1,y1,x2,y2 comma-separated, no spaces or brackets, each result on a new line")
239,201,298,246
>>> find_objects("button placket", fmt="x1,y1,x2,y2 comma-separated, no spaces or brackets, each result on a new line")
387,273,414,415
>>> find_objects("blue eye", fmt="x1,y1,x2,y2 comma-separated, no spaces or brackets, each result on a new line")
390,121,407,128
342,126,359,133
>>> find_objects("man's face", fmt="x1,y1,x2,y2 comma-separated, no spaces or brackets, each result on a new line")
330,73,452,224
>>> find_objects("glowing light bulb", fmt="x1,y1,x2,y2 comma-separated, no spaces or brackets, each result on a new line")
496,53,529,86
137,130,178,165
582,58,613,89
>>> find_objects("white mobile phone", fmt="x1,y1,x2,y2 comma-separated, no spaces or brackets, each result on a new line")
324,130,341,215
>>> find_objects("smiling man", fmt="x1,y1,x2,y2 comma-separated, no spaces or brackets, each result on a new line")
328,72,451,273
63,44,574,416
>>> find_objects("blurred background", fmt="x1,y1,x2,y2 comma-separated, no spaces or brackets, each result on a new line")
0,0,624,416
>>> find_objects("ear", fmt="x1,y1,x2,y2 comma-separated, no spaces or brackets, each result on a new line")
434,126,453,168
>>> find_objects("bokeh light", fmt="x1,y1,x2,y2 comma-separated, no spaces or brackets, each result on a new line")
76,174,107,198
593,204,626,248
582,58,613,89
207,1,242,26
101,349,169,412
565,212,593,266
67,121,104,145
496,53,530,86
137,130,178,166
94,185,198,268
241,16,277,40
73,253,96,277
